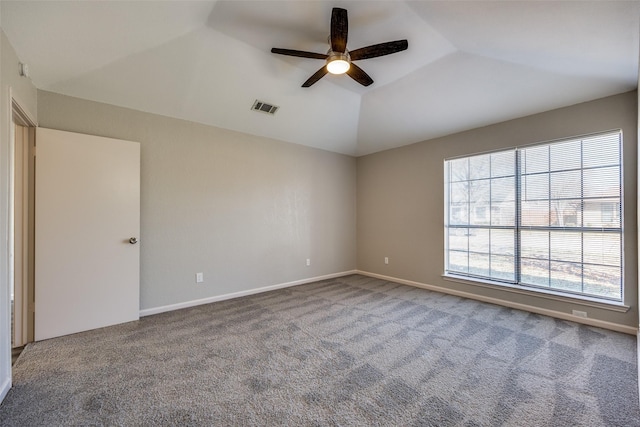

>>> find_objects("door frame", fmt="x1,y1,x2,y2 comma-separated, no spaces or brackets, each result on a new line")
10,93,36,347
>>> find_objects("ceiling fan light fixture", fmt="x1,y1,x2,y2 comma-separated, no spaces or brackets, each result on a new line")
326,52,350,74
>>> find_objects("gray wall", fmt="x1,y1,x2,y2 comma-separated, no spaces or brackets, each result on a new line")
37,90,357,311
357,91,638,328
0,30,38,399
30,89,640,329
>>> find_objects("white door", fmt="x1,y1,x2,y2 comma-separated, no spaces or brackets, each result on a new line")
35,128,140,341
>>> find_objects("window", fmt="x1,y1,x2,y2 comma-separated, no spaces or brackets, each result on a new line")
444,131,623,302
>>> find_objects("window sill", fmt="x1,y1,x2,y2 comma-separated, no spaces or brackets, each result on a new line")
442,274,630,313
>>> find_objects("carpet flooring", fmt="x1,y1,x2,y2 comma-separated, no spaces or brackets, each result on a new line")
0,274,638,426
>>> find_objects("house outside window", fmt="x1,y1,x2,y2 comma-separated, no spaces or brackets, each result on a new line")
444,131,623,302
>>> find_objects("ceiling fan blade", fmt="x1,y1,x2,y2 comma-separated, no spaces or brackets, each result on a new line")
330,7,348,53
349,40,409,61
302,66,329,87
346,63,373,87
271,48,328,60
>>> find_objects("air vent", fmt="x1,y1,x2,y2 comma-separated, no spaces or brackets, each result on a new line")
251,100,279,115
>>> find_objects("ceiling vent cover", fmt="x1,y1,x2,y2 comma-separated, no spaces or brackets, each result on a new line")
251,100,279,115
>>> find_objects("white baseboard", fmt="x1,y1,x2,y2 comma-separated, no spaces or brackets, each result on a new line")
140,270,358,317
0,375,11,405
357,270,638,335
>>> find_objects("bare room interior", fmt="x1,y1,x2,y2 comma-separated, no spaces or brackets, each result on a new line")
0,1,639,425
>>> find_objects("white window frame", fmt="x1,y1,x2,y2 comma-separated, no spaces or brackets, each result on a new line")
444,130,624,305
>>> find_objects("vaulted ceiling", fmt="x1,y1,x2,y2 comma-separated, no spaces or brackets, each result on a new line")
2,1,638,156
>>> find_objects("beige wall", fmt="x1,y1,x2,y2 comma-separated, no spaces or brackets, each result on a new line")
36,89,639,329
37,90,357,311
0,30,38,400
357,91,638,329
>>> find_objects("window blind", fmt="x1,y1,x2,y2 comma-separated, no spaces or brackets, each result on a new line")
444,130,623,302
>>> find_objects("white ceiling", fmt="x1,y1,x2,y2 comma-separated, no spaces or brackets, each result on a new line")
2,1,638,156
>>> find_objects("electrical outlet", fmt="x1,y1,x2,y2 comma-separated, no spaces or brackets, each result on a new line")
384,257,389,265
306,259,311,266
196,272,204,283
572,309,587,318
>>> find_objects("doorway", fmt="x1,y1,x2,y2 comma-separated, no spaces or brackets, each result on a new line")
10,98,36,359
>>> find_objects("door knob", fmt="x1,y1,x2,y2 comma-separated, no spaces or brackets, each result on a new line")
129,237,138,244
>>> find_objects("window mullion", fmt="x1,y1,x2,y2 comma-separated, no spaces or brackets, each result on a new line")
580,138,585,294
489,157,493,278
547,145,551,287
466,158,471,274
515,149,521,285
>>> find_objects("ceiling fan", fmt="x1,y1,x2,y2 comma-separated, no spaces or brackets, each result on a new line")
271,7,408,87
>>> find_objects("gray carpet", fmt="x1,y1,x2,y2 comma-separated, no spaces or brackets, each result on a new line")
0,274,638,426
